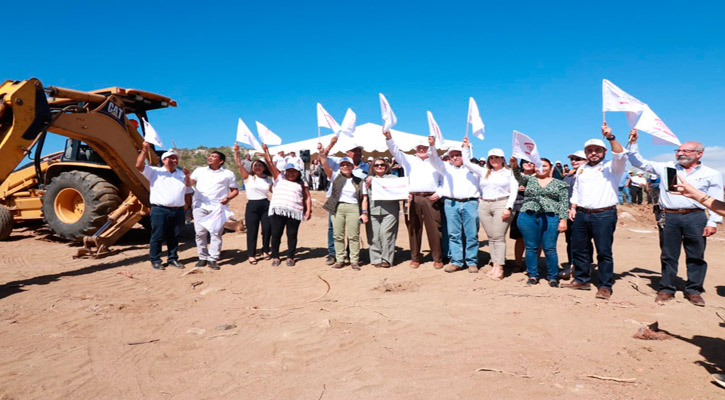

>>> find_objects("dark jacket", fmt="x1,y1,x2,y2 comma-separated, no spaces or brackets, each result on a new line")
323,173,363,214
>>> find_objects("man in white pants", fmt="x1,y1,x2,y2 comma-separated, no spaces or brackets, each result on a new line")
190,151,239,270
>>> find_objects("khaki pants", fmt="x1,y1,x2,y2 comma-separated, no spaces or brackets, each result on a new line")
478,199,511,266
333,203,361,264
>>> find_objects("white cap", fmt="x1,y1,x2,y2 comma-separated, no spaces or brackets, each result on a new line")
367,157,373,161
555,160,562,164
637,171,644,175
338,156,354,166
447,144,463,153
584,139,606,149
567,150,586,159
161,150,179,160
487,148,505,158
650,174,658,179
284,162,303,172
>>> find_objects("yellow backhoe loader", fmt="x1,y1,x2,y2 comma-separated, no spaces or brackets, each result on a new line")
0,78,177,257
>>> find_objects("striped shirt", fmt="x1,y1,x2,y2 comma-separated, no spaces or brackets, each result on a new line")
269,175,307,221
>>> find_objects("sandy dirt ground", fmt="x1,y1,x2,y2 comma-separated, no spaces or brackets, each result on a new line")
1,191,724,399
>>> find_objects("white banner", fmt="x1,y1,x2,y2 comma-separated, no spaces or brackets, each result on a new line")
634,105,681,146
370,176,409,200
197,205,235,234
339,108,356,138
467,97,485,140
255,121,282,145
236,118,263,152
427,111,445,146
512,130,542,171
142,118,164,148
379,93,397,131
317,103,341,133
602,79,646,128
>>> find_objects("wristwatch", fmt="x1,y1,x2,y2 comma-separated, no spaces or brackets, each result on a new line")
606,135,616,141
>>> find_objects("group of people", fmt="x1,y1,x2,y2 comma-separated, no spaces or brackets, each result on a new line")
136,123,722,306
618,170,661,205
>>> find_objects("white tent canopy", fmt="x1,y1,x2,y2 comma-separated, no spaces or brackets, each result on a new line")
264,122,467,159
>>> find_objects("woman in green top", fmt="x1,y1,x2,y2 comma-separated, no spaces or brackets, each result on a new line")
510,156,569,287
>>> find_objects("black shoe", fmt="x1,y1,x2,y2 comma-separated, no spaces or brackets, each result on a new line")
557,268,571,280
208,260,220,270
527,278,539,285
195,260,208,268
549,280,559,288
152,262,165,270
168,260,185,269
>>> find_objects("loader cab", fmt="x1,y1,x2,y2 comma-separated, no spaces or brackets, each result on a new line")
61,139,105,164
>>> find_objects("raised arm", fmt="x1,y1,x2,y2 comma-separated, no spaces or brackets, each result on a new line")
426,136,445,174
383,129,411,171
233,143,251,181
626,129,660,175
319,141,334,179
460,137,486,178
262,144,280,180
136,141,151,172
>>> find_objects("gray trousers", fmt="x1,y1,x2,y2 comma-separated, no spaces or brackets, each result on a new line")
193,208,223,261
366,212,399,265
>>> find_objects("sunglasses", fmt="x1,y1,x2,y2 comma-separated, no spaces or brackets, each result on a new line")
373,163,386,167
570,157,585,162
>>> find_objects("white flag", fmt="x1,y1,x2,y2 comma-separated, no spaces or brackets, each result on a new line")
236,118,263,152
512,130,542,171
427,111,445,146
142,118,163,148
370,176,409,201
339,108,356,138
602,79,647,128
255,121,282,145
634,105,681,146
379,93,397,131
317,103,341,134
467,97,485,140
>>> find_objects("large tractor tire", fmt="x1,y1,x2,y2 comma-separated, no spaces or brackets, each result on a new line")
41,171,122,240
0,205,13,240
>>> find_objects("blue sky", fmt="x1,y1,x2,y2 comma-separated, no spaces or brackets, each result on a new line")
4,1,724,172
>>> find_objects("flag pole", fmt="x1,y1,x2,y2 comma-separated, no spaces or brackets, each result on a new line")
602,111,606,124
465,121,470,139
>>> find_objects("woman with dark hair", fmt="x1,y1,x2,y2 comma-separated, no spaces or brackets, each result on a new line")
320,149,366,270
234,144,272,265
362,157,400,268
261,144,311,267
510,157,569,287
509,158,537,272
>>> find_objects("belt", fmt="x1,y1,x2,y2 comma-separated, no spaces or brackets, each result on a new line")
578,206,616,213
411,192,435,197
663,208,704,214
445,197,478,202
481,196,509,202
152,204,184,210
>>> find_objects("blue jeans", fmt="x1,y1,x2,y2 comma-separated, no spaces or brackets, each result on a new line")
444,199,479,267
618,186,630,204
517,211,560,281
149,205,184,263
571,208,617,289
327,213,335,256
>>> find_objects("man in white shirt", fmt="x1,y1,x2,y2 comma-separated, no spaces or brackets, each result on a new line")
429,137,481,273
285,151,304,172
135,142,191,270
628,130,722,306
190,151,239,270
629,171,647,204
317,137,369,265
273,151,287,171
563,124,626,299
384,129,444,269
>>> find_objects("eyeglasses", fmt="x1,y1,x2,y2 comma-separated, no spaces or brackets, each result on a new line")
373,164,386,167
674,149,699,154
569,157,585,162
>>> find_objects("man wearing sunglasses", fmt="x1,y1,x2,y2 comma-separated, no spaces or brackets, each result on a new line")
628,130,722,307
563,123,626,300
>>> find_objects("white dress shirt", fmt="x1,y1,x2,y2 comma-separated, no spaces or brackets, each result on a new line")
191,166,239,211
570,151,628,209
272,154,287,171
628,142,723,227
461,147,517,208
630,175,646,187
142,165,188,207
386,138,441,193
428,146,480,199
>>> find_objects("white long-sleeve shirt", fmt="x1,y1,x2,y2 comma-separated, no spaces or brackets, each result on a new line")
461,147,517,209
628,142,723,227
386,138,441,193
428,146,480,199
570,151,628,209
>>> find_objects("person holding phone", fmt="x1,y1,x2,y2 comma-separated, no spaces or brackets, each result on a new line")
627,129,723,307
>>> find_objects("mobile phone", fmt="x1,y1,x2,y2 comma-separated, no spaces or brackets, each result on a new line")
666,167,677,192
